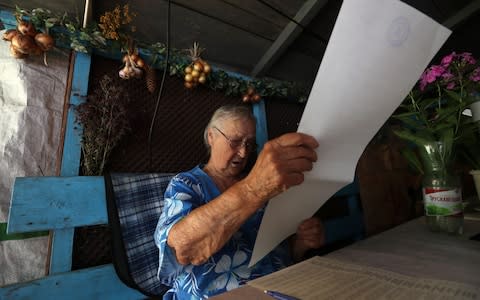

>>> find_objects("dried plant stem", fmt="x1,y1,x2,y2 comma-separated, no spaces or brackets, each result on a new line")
76,74,130,175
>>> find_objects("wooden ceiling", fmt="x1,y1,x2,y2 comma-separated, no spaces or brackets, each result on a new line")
1,0,480,90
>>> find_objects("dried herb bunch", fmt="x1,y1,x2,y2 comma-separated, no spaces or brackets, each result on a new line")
98,4,136,42
76,74,130,175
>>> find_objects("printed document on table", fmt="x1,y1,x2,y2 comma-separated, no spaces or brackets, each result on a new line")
249,0,451,266
247,256,480,299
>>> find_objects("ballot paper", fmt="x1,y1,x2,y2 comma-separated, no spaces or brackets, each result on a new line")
247,256,480,299
249,0,451,266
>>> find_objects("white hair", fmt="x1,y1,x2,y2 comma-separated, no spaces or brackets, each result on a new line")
203,105,256,152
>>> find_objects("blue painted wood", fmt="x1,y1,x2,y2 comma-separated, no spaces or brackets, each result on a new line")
324,211,364,244
60,52,91,176
51,51,92,274
0,9,16,28
324,178,364,244
335,178,360,196
0,264,145,300
252,101,268,152
49,228,75,274
7,177,106,233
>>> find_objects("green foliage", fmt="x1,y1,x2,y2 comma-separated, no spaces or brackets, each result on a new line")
15,6,107,52
12,6,308,103
457,123,480,170
392,52,480,173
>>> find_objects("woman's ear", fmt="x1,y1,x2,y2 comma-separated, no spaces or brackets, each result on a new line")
207,128,214,146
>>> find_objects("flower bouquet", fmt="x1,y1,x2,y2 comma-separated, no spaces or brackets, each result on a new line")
392,52,480,234
393,52,480,173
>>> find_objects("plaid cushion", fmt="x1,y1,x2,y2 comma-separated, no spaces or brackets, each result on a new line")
109,173,174,296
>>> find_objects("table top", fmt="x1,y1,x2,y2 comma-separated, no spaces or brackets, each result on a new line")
328,217,480,287
212,217,480,299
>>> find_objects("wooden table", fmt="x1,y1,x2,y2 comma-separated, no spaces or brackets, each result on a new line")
212,217,480,299
328,217,480,287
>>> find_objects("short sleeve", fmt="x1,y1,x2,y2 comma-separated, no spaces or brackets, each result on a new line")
153,174,205,285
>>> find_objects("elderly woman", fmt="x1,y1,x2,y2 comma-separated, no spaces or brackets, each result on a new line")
154,105,324,299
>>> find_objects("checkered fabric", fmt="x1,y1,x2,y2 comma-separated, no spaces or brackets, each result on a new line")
109,173,174,297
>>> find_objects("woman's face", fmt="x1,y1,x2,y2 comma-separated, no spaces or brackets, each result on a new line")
208,117,256,177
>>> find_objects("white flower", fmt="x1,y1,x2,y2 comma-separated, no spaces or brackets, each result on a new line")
206,251,251,292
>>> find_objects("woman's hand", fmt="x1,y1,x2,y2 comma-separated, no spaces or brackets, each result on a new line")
242,132,319,203
291,217,325,262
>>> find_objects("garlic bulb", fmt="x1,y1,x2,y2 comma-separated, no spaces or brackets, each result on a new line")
119,53,144,79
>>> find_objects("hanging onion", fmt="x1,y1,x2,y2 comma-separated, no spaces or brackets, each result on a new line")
2,29,19,41
34,33,54,51
17,21,37,37
11,34,37,54
10,44,28,59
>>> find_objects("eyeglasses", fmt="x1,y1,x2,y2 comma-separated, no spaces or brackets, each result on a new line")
213,127,257,153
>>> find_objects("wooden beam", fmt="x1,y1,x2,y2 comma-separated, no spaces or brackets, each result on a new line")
251,0,328,77
442,0,480,29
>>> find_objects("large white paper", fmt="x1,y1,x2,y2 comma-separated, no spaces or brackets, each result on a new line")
250,0,451,266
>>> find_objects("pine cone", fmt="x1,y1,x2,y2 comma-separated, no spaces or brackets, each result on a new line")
144,64,157,93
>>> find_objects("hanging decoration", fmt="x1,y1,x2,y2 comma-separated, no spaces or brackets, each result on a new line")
98,4,157,93
242,86,262,103
2,14,55,65
2,6,309,103
119,51,144,79
183,42,211,89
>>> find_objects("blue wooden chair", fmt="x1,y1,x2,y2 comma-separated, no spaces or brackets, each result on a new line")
324,178,364,245
0,176,146,299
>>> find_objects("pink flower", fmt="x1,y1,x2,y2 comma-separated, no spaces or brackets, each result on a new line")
460,52,476,65
418,51,479,92
470,67,480,82
429,65,446,78
441,52,455,66
419,65,446,90
441,72,454,80
419,80,427,91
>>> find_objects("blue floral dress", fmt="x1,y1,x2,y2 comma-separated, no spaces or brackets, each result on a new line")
154,165,292,299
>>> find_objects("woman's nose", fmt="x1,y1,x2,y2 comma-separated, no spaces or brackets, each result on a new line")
237,145,248,157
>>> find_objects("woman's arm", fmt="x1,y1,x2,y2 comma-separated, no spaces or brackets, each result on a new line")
167,132,319,265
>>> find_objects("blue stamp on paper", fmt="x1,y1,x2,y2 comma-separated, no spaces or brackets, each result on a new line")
386,17,410,47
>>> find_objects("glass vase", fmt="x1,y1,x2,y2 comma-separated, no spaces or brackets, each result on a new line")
418,141,463,235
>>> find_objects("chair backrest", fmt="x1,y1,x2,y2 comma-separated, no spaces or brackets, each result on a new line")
105,172,174,297
1,176,145,300
7,176,107,233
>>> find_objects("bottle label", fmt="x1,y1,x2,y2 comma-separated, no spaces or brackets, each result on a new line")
423,187,462,216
